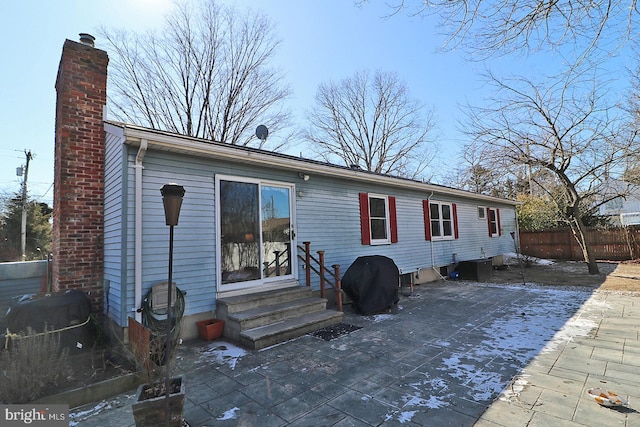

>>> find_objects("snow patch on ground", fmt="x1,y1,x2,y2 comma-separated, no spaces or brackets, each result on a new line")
198,341,247,370
503,252,555,265
437,285,597,404
68,401,112,426
396,410,417,423
500,374,531,402
385,375,452,423
68,395,135,426
541,317,598,354
331,343,349,351
216,407,239,420
365,314,395,323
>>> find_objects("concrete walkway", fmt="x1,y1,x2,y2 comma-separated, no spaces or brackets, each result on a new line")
70,283,640,426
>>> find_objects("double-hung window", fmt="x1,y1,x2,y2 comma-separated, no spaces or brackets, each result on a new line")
359,193,398,245
423,201,458,241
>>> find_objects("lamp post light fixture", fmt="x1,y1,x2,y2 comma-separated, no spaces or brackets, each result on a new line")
161,184,185,226
160,183,185,423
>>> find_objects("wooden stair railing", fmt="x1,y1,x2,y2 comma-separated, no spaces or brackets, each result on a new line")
297,241,343,312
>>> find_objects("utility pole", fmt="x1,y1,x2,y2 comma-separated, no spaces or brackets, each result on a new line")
20,150,32,261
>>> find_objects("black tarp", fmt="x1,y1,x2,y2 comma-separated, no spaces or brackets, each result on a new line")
342,255,399,315
5,290,95,352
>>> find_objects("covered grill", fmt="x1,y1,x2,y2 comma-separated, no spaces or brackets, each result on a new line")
342,255,399,315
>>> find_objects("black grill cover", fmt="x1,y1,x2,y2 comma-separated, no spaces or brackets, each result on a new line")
342,256,399,315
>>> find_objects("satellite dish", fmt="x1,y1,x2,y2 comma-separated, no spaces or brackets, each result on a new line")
255,125,269,141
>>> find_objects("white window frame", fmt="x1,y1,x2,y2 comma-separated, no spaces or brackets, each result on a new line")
215,174,297,293
478,206,486,220
430,201,455,241
488,207,499,237
368,194,391,245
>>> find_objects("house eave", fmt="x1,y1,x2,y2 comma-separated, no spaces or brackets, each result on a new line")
108,122,517,206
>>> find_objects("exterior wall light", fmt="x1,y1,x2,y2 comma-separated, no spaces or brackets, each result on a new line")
298,173,310,181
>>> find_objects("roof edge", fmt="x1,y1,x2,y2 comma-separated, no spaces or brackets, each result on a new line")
105,121,518,206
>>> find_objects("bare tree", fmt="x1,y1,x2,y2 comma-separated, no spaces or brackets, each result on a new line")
443,142,524,197
304,70,437,179
464,69,639,274
100,0,292,150
371,0,638,58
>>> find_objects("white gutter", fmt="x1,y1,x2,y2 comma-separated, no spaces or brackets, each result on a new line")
427,192,435,270
426,193,445,279
133,139,148,323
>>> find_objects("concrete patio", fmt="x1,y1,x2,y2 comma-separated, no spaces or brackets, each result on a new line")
70,280,640,426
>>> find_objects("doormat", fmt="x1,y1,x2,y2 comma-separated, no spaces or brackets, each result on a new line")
310,323,362,341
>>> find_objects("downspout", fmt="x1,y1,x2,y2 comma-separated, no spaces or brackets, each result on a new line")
133,139,148,323
427,192,435,268
427,192,446,280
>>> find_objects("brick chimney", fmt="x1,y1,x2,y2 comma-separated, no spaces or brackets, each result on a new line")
53,35,109,314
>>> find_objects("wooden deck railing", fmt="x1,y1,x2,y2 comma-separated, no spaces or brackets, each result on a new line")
297,241,343,311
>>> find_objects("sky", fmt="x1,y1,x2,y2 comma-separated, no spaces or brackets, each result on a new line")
0,0,631,207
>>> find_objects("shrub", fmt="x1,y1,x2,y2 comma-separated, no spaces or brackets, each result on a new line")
0,326,71,403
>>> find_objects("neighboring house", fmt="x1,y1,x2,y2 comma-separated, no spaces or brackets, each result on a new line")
52,36,518,340
598,179,640,226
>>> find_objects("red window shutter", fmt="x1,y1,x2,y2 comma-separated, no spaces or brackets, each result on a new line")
359,193,371,245
389,196,398,243
452,203,459,239
487,207,492,237
423,200,431,241
497,208,501,236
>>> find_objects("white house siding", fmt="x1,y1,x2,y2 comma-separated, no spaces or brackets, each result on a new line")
103,131,127,325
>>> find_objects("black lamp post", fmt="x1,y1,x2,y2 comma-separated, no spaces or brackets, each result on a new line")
160,183,185,423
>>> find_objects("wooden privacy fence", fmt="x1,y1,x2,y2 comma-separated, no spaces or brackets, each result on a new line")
519,227,640,261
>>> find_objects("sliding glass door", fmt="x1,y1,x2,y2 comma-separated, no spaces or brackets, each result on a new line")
218,177,294,290
261,185,292,278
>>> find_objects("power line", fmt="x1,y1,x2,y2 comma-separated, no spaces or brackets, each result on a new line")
37,182,54,201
